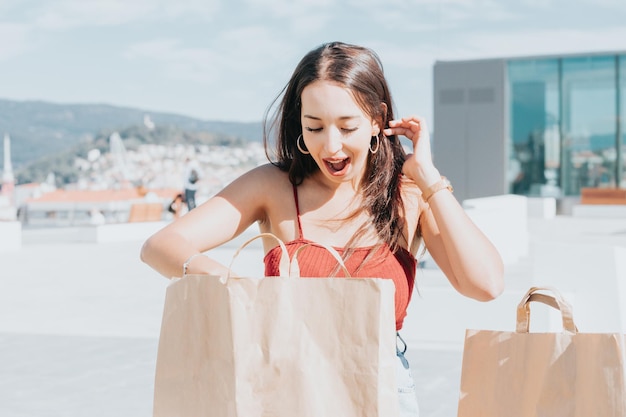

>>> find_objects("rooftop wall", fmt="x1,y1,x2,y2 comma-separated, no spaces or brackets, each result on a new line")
433,59,508,201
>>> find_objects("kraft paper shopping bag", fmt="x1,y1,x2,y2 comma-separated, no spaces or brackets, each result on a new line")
153,233,399,417
457,286,626,417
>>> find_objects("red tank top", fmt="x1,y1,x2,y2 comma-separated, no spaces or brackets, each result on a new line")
263,187,416,330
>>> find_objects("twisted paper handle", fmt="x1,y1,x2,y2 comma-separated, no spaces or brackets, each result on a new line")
516,286,577,334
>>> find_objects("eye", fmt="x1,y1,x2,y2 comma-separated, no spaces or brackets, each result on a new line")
304,127,322,132
341,127,358,133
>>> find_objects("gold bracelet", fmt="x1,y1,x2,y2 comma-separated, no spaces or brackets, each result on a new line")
183,253,204,276
422,176,453,202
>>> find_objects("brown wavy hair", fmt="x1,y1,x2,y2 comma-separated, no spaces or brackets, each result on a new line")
263,41,408,253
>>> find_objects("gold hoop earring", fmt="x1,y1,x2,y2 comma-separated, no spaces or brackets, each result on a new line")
297,134,310,155
369,134,380,154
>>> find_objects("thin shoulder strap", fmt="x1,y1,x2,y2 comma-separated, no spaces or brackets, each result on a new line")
292,185,304,239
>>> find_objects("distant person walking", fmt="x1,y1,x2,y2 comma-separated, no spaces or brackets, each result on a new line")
183,158,201,211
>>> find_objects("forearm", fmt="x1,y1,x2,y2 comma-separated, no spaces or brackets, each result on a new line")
425,189,504,301
140,229,230,279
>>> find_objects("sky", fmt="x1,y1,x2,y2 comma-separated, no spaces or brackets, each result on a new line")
1,0,626,125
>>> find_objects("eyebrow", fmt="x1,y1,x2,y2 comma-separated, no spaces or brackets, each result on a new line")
302,114,360,121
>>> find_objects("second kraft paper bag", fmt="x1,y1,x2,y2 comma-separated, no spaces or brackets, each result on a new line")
457,286,626,417
153,233,399,417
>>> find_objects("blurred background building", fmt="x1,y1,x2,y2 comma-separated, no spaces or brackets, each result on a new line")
434,50,625,209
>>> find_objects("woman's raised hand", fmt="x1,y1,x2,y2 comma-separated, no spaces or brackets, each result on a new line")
383,116,440,190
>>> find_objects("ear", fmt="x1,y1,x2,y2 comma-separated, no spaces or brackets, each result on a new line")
371,102,388,135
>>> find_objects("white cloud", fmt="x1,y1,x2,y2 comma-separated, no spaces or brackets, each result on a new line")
216,26,296,71
517,0,554,7
345,0,518,27
125,39,221,83
438,1,518,25
369,40,438,71
0,0,21,13
124,27,295,87
33,0,220,29
238,0,334,35
242,0,334,18
437,26,626,61
0,22,30,60
577,0,626,9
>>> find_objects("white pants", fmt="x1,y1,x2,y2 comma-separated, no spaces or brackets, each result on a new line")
396,335,420,417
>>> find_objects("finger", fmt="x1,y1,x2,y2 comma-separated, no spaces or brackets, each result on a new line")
402,121,422,136
398,117,419,127
415,116,429,130
401,116,421,124
384,127,412,138
400,116,427,131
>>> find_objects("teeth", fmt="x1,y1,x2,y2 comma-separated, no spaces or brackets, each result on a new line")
328,159,347,171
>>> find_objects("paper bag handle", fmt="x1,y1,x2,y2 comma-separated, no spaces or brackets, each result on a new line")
226,233,290,282
290,242,351,278
516,286,577,334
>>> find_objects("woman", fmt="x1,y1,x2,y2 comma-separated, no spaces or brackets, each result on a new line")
141,41,504,416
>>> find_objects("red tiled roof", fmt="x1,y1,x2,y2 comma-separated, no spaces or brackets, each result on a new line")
26,188,181,203
16,183,40,189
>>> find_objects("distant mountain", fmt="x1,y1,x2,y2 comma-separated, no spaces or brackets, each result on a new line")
0,98,263,170
14,122,262,186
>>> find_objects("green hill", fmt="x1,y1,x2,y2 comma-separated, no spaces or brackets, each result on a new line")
0,98,263,185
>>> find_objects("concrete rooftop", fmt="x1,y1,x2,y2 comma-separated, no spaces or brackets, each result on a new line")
1,210,625,417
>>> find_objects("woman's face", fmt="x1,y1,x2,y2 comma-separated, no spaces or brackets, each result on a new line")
300,80,379,188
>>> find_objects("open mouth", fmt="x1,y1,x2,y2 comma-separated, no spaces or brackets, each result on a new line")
324,158,350,175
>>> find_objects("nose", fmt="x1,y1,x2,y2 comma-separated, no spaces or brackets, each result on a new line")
322,127,343,155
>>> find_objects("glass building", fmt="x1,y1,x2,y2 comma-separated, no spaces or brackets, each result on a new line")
433,51,625,203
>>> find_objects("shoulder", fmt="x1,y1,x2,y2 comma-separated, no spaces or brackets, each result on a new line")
218,163,291,199
209,164,293,226
238,163,289,184
245,164,298,229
